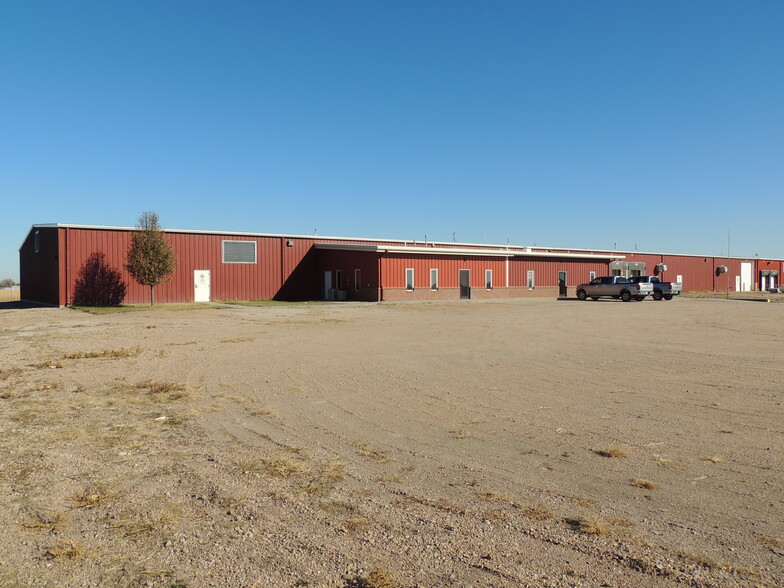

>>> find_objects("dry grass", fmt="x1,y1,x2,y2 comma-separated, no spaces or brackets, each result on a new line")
22,510,69,533
302,460,346,496
565,516,608,535
343,517,370,532
0,288,20,302
45,541,83,560
630,478,659,490
65,346,143,360
652,454,675,468
38,360,63,369
759,536,784,548
477,491,507,502
70,484,118,509
250,408,276,418
701,456,725,464
234,459,265,475
346,566,400,588
521,507,555,520
136,380,192,401
262,455,310,478
0,367,22,380
355,442,389,463
594,447,627,458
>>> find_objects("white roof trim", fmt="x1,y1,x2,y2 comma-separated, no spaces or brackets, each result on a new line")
314,242,624,260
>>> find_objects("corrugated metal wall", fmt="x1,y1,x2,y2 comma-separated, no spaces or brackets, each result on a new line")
18,227,60,305
20,225,784,305
508,258,609,288
381,254,507,288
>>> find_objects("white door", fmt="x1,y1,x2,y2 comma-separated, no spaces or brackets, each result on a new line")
740,262,752,291
735,276,741,291
323,271,332,300
194,270,211,302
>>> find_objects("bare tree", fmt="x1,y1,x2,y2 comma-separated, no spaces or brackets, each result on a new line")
125,212,176,306
0,278,18,289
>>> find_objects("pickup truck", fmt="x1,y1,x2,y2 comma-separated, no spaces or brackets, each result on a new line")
575,276,654,302
628,276,682,300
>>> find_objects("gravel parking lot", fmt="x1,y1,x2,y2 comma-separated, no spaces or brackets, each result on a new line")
1,298,782,587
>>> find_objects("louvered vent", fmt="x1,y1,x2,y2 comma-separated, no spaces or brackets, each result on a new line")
222,241,257,263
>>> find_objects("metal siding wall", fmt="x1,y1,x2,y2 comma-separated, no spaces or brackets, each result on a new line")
18,227,60,305
381,254,506,288
509,258,610,287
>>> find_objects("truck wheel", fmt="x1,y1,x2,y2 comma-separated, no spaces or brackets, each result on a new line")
663,294,673,300
621,290,632,302
576,289,587,301
652,290,663,301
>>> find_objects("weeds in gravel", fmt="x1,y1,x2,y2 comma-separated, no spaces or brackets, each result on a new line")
302,460,345,496
262,455,310,478
521,507,555,520
343,517,370,532
45,541,83,560
565,516,608,535
65,346,143,359
136,381,192,402
70,484,118,509
652,454,675,468
630,478,658,490
38,360,63,369
345,566,400,588
477,491,506,502
355,442,389,463
22,510,69,533
594,447,627,458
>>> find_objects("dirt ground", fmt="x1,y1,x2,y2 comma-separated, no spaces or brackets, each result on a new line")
1,298,782,587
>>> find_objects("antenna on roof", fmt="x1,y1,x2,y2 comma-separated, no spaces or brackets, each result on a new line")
424,234,428,245
452,232,456,242
314,228,318,236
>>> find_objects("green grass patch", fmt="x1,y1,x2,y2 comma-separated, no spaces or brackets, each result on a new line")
218,299,326,307
70,303,220,314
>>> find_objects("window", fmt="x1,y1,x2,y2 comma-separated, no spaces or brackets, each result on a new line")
354,269,361,291
527,270,535,290
222,240,256,263
485,269,493,290
34,230,40,253
589,271,596,281
430,268,438,290
406,268,414,291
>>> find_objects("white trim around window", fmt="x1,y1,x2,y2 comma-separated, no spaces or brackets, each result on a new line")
222,240,257,264
485,269,493,290
430,268,438,290
527,270,535,290
406,268,414,291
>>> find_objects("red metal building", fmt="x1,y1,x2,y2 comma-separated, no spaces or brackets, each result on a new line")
18,224,783,306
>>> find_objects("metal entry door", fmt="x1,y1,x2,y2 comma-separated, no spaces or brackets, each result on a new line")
558,271,567,297
459,270,471,299
194,270,211,302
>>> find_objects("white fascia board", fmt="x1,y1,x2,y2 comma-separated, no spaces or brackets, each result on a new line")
314,242,623,260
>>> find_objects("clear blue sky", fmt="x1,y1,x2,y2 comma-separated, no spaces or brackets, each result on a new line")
2,1,783,281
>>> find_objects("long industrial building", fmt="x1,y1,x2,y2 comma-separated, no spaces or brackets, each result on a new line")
18,224,783,306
